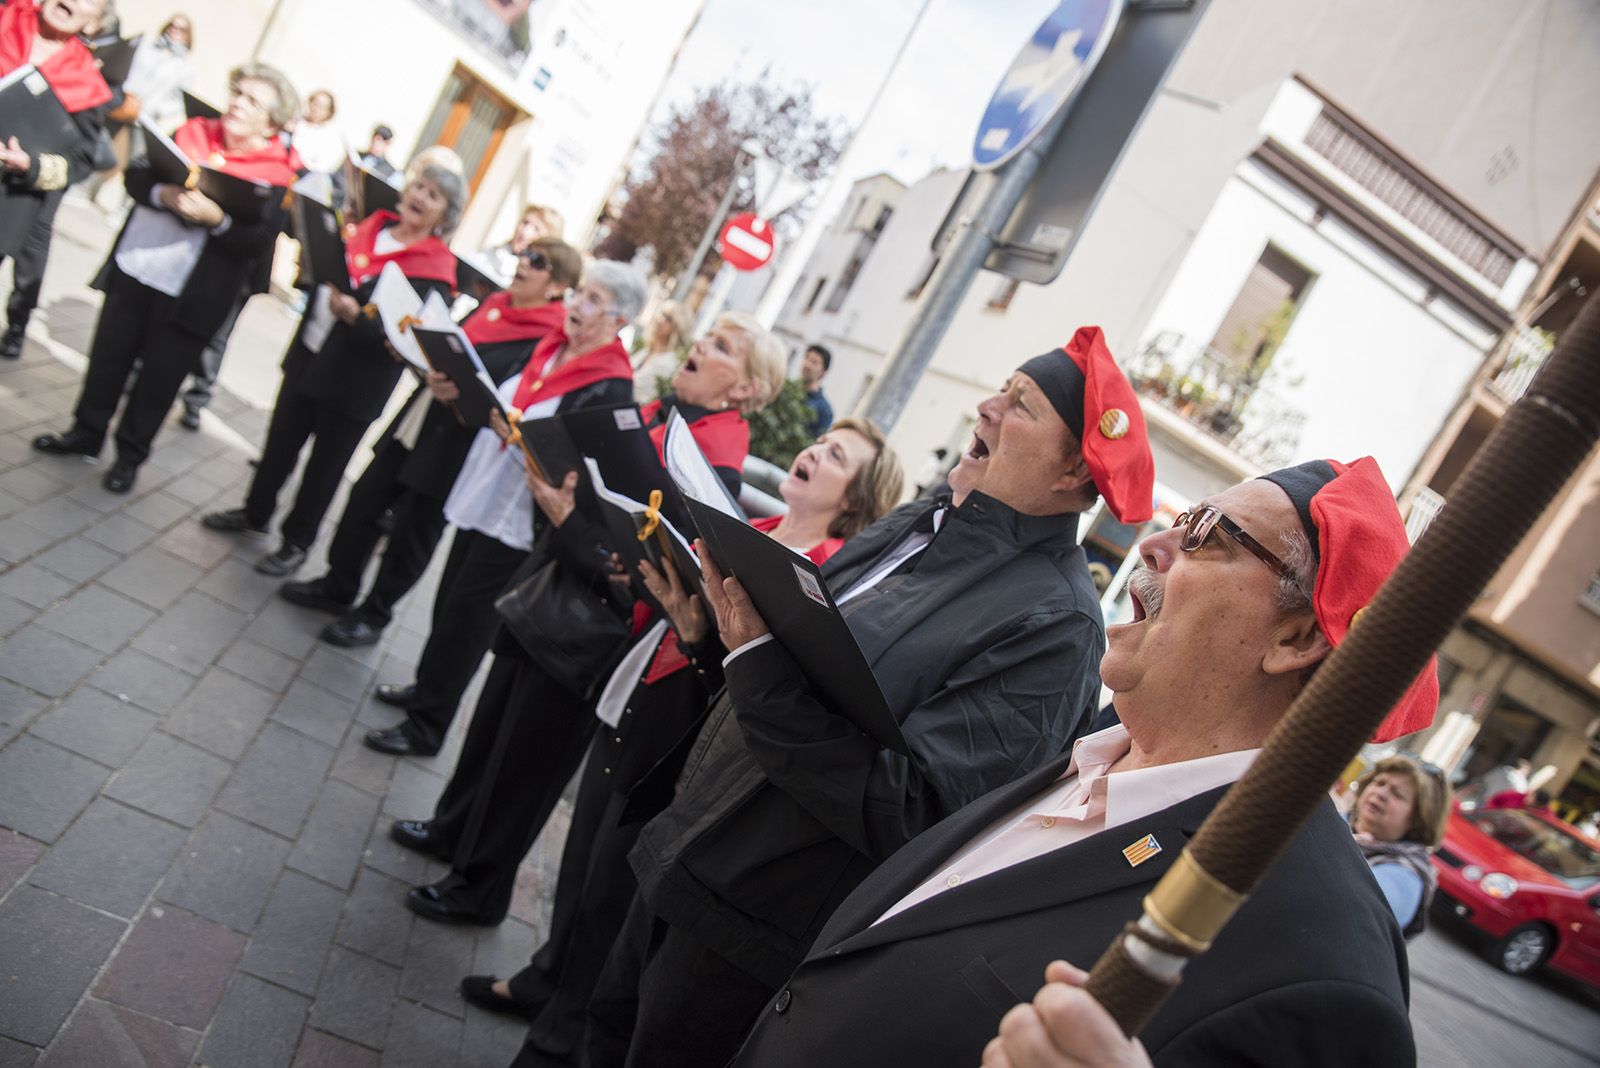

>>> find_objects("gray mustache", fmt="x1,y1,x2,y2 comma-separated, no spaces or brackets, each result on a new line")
1127,567,1163,620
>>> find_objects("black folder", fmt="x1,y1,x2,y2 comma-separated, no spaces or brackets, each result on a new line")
586,459,706,612
88,34,140,87
344,159,401,221
684,497,906,755
411,328,504,429
0,67,80,157
561,406,694,536
291,195,352,294
455,253,504,301
515,414,587,489
182,90,220,120
140,119,283,223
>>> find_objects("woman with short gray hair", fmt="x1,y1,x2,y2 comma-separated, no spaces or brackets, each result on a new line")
203,167,463,576
34,60,300,494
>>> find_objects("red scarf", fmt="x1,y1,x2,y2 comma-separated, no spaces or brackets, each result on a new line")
344,210,458,289
463,293,565,348
640,515,843,685
0,1,110,112
510,330,632,413
172,117,300,187
639,400,750,473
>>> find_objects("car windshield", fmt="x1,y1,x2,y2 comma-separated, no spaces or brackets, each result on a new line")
1468,810,1600,890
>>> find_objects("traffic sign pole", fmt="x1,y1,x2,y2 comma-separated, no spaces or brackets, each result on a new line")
861,99,1077,431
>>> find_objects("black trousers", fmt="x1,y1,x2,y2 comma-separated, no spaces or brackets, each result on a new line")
583,900,777,1068
422,644,596,923
4,188,63,331
319,440,449,627
243,376,370,550
180,284,250,412
509,743,643,1065
72,270,209,467
399,529,529,752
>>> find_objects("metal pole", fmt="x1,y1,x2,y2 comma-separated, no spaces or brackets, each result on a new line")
673,155,746,303
863,99,1075,430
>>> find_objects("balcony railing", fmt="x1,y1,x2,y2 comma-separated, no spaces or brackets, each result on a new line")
1487,325,1553,404
1405,486,1446,544
1125,332,1306,469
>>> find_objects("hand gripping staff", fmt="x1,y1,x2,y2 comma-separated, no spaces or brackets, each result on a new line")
1083,292,1600,1035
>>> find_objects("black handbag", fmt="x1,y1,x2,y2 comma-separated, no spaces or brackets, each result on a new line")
494,556,630,699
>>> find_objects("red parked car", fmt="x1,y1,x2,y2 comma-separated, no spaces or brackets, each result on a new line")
1432,806,1600,986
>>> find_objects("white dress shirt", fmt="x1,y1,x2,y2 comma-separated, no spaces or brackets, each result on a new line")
443,373,560,552
113,188,232,297
874,724,1259,925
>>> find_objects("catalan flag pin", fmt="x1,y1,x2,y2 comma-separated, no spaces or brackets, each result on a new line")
1122,833,1162,868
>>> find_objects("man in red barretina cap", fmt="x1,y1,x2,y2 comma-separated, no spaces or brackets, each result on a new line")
578,328,1157,1067
727,455,1434,1068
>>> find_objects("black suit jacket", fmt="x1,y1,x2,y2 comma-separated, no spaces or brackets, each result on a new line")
90,156,289,340
732,751,1413,1068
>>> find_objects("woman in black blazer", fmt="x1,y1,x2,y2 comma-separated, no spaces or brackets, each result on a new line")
202,164,467,576
31,61,297,493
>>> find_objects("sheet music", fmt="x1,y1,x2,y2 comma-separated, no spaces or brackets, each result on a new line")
369,263,429,373
291,170,336,208
584,458,698,570
663,410,743,518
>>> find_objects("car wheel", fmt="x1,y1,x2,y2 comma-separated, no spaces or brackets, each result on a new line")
1491,923,1553,975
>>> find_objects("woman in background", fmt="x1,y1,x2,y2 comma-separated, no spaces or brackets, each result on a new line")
630,299,692,404
1349,755,1451,936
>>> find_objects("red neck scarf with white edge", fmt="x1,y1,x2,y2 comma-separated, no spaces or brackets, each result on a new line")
510,329,632,414
172,117,300,186
344,210,458,289
462,293,565,348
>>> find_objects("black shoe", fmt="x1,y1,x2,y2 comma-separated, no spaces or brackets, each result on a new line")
279,577,352,615
179,405,201,431
389,819,451,859
31,428,100,457
459,975,536,1020
202,508,269,537
101,461,137,494
321,615,382,648
254,543,306,577
405,884,497,926
364,725,437,757
374,683,417,708
0,323,23,360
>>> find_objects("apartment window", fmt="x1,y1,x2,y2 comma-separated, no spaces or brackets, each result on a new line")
804,277,829,314
986,276,1021,312
869,205,893,236
906,255,940,300
825,256,864,313
414,66,518,195
1208,245,1314,372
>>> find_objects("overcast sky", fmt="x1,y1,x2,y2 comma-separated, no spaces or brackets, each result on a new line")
647,0,1060,188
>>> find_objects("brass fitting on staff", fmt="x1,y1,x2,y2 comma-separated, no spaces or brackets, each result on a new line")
1140,850,1246,955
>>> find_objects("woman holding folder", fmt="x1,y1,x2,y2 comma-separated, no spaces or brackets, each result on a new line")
280,237,583,649
387,311,787,929
362,259,648,758
32,61,297,493
202,165,466,575
465,419,903,1063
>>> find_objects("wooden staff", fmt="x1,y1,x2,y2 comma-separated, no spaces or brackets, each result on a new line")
1084,292,1600,1034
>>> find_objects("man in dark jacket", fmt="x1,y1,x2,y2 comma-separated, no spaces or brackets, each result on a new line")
730,457,1439,1068
583,327,1157,1067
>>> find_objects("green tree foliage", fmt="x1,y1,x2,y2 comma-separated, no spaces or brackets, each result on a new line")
747,379,816,469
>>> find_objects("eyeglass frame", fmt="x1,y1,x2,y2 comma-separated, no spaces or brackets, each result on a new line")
520,250,551,271
1172,505,1298,583
563,287,619,319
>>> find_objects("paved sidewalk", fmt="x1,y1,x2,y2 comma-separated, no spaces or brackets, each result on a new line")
0,195,566,1067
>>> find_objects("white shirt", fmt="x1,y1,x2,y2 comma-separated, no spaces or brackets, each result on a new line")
443,373,560,551
594,620,671,728
113,190,231,297
874,725,1259,925
723,508,946,667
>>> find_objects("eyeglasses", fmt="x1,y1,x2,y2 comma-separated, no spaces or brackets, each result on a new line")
520,251,550,271
1172,505,1296,581
564,289,617,318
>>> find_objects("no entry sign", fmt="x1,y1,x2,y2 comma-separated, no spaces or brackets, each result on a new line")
718,213,775,271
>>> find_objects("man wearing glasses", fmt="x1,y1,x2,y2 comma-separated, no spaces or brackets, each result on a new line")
584,329,1157,1067
728,457,1438,1068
